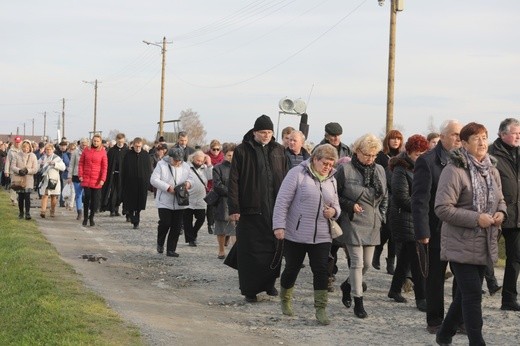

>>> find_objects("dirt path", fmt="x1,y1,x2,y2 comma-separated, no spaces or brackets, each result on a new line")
36,196,520,345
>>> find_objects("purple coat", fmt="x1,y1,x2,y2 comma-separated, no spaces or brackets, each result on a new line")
272,160,341,244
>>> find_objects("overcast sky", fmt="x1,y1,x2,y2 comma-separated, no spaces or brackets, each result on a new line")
1,0,519,145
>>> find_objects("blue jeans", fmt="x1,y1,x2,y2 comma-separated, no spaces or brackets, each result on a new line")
73,181,83,211
437,262,486,346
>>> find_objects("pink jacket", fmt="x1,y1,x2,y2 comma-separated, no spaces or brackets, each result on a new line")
79,146,108,189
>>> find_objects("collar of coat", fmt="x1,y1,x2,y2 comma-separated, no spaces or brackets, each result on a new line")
448,148,497,169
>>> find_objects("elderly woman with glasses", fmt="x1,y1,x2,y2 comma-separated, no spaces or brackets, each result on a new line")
434,122,506,346
335,133,388,319
273,143,340,325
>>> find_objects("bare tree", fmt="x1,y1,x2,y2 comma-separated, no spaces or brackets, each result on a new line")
107,129,121,141
426,116,438,134
179,108,206,146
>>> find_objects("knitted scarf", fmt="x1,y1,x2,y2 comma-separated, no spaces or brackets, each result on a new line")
351,154,383,198
463,148,496,215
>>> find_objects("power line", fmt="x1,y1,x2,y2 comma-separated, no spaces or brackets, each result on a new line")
173,0,369,89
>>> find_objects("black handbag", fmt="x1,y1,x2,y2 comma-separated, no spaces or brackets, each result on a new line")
174,184,189,206
203,189,220,206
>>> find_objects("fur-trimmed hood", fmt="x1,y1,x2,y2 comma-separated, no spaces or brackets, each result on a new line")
448,148,498,169
388,152,414,172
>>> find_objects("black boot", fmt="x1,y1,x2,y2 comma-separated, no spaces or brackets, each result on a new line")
372,246,382,270
82,208,89,226
340,280,352,308
386,257,395,275
354,297,368,318
89,214,95,226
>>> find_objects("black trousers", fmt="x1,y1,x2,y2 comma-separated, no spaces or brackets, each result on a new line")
183,208,206,243
128,210,141,226
281,240,331,291
426,246,449,327
83,187,101,217
206,205,215,226
17,191,31,214
438,262,486,346
157,208,184,252
502,228,520,304
390,240,425,300
375,221,395,259
108,173,121,213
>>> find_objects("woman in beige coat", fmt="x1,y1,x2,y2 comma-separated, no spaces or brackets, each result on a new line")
434,122,506,346
38,143,66,218
11,140,38,219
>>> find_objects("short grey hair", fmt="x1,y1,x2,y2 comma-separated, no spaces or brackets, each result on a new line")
289,130,306,142
188,150,205,162
439,119,462,136
498,118,520,136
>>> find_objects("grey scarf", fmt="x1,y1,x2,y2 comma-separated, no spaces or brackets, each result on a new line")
463,148,496,216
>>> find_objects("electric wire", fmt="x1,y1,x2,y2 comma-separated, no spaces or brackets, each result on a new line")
173,0,369,88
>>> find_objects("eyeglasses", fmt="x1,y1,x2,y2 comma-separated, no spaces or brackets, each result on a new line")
318,160,334,168
211,148,220,151
359,151,377,159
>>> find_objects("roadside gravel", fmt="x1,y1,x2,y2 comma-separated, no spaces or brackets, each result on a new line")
35,194,519,345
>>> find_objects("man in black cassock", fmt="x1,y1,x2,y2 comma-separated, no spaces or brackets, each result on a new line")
228,114,288,302
121,137,152,229
101,133,128,215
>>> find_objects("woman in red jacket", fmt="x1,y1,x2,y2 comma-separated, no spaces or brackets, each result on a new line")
79,134,108,226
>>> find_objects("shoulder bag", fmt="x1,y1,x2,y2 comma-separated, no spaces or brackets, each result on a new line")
168,164,189,206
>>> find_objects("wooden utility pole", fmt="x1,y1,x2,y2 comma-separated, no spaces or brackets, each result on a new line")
143,37,172,137
83,79,101,134
385,0,397,134
43,111,47,140
61,98,65,138
32,118,35,136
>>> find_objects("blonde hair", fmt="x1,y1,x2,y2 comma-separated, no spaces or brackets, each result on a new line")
352,133,383,153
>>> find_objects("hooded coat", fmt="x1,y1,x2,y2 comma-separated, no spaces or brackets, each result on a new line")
79,146,108,189
435,149,507,266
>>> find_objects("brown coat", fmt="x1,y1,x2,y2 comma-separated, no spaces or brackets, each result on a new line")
434,150,507,266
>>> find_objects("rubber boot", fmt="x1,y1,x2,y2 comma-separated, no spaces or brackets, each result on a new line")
280,287,294,316
386,257,395,275
372,246,382,270
354,296,368,318
82,208,89,226
89,213,95,226
314,290,330,325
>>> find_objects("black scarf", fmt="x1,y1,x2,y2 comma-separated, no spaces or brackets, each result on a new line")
351,154,383,198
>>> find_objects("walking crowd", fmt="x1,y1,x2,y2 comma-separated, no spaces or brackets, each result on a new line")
2,115,520,345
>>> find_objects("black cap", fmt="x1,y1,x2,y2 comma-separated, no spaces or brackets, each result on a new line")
253,114,274,131
325,122,342,136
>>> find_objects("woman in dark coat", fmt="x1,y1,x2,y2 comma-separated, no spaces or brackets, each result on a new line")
386,134,429,311
373,129,403,274
121,137,153,229
213,143,236,259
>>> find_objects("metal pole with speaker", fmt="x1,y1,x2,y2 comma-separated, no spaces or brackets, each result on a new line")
276,97,308,140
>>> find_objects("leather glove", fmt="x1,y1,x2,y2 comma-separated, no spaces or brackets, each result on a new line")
18,168,28,176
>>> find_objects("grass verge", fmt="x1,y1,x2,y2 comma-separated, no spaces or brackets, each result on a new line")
0,190,142,345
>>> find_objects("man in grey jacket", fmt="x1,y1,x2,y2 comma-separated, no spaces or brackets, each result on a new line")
488,118,520,311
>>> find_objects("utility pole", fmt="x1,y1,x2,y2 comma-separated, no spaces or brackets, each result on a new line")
143,36,172,138
61,98,65,138
83,79,101,134
42,111,47,141
32,118,35,136
23,123,26,136
379,0,403,134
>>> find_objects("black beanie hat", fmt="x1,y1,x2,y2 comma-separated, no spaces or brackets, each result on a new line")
253,114,274,131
